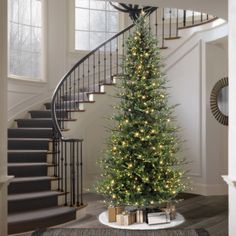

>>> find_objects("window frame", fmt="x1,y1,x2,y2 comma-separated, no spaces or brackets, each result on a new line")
8,0,47,83
69,0,124,54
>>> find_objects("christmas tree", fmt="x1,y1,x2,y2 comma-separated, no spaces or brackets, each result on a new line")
97,14,187,207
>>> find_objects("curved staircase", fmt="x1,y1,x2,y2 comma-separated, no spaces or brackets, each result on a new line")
7,6,218,235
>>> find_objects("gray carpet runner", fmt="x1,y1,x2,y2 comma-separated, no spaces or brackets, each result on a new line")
32,228,209,236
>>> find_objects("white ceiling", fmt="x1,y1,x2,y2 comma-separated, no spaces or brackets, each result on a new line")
112,0,228,20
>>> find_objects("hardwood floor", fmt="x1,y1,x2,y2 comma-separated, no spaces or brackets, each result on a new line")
65,193,228,236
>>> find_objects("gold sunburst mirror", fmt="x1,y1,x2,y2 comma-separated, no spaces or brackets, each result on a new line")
210,77,228,126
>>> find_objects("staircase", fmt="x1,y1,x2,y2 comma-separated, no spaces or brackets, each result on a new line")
7,104,80,234
7,6,218,235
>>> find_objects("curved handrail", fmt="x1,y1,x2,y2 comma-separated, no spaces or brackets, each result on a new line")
51,23,135,138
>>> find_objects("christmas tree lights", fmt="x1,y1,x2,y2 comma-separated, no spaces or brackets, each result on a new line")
97,15,188,207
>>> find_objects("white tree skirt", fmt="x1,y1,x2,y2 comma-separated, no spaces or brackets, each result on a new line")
98,211,185,230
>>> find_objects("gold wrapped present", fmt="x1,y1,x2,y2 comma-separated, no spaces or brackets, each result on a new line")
108,206,116,222
108,206,125,222
116,214,125,225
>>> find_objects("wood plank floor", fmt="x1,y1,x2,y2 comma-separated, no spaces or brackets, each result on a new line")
65,193,228,236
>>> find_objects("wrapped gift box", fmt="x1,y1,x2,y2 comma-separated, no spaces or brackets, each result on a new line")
116,212,136,226
108,206,125,222
136,210,146,223
147,212,171,225
108,206,116,222
116,214,125,225
145,207,162,223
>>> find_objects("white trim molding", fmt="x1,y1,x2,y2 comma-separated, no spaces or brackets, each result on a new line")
0,176,14,188
222,175,236,187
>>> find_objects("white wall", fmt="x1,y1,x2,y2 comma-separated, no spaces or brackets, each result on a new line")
7,0,70,124
166,23,228,195
0,1,11,235
205,41,228,194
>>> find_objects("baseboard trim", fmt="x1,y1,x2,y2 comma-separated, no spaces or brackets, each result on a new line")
188,183,228,196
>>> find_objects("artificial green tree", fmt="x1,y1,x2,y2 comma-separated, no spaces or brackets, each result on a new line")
97,15,187,207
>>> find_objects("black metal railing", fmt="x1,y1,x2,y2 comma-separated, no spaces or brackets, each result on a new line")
51,7,217,208
52,136,83,207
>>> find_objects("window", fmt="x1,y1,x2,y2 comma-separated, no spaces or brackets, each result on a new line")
9,0,43,79
75,0,118,51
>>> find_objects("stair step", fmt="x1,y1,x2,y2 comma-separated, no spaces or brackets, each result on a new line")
8,191,64,214
8,138,50,150
8,206,76,234
8,176,58,194
45,100,95,110
8,150,48,163
159,46,168,50
8,128,53,138
29,110,68,118
164,36,181,40
16,118,53,128
61,93,89,102
8,162,50,177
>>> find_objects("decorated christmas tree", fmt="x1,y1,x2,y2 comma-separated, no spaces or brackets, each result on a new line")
97,15,187,207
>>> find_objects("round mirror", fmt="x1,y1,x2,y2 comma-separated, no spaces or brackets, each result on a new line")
210,77,228,126
217,86,228,116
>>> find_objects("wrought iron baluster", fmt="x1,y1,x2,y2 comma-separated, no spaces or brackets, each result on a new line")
176,9,179,37
73,70,76,111
69,74,72,119
155,9,158,45
57,89,61,130
52,131,57,178
87,58,90,93
65,79,68,124
93,53,95,92
80,141,83,205
161,8,165,49
169,8,172,38
72,141,75,205
61,139,64,192
82,63,85,100
98,50,101,89
104,45,106,84
183,10,186,27
122,33,125,74
116,37,118,76
64,141,68,205
76,141,80,206
69,141,74,206
110,41,112,83
192,11,194,25
78,67,80,110
62,84,65,130
148,13,151,34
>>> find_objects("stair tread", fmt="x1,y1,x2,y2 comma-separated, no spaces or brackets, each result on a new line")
8,138,51,141
8,162,50,167
8,128,52,130
8,138,51,140
8,206,75,223
16,118,52,120
16,118,76,121
8,190,63,201
8,150,48,153
11,176,58,183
